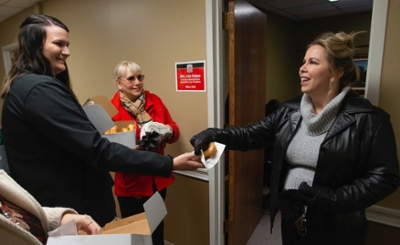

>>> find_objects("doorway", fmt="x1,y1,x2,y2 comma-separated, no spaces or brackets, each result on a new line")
206,0,389,244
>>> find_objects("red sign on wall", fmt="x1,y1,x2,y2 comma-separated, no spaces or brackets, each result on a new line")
175,61,206,92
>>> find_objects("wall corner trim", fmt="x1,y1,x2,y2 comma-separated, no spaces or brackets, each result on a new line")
366,205,400,228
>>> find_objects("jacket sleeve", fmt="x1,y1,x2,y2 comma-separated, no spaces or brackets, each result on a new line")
316,111,400,213
42,207,77,231
151,93,180,143
210,106,283,151
23,79,173,177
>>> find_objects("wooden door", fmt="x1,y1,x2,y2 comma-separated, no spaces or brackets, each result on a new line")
224,0,267,244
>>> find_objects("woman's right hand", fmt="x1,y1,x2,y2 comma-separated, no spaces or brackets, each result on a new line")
61,213,102,235
190,128,217,155
172,152,204,170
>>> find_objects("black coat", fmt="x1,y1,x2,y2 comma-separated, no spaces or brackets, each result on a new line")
215,90,400,244
2,74,173,226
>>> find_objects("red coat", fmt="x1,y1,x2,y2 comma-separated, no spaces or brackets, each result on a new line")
111,91,179,197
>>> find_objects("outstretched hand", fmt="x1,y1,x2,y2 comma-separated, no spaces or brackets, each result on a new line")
172,152,204,170
61,213,102,235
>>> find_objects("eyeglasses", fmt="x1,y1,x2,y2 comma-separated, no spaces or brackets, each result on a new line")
119,74,145,83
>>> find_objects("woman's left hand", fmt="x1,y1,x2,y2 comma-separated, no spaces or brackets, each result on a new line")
163,125,173,140
61,213,102,234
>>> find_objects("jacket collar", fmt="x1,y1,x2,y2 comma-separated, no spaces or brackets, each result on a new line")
325,90,373,140
285,90,374,139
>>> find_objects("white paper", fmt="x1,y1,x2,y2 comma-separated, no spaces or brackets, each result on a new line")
48,220,78,237
143,191,167,233
200,142,225,169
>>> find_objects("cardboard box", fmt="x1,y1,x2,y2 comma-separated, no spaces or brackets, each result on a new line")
82,96,136,148
47,191,166,245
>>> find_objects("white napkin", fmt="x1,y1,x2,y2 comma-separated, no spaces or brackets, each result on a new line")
140,122,172,139
47,220,78,237
200,142,226,169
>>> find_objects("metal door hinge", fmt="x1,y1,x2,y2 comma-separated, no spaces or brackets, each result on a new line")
222,12,234,31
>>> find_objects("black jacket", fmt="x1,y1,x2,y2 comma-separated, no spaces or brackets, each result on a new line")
214,90,400,244
2,74,173,226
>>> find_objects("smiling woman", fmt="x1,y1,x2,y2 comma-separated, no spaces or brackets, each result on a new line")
41,25,70,75
190,30,400,245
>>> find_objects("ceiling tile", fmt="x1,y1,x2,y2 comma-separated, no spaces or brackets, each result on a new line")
274,10,302,21
267,0,328,9
301,10,344,20
342,5,374,14
285,3,337,16
333,0,373,9
4,0,39,8
254,2,279,12
0,6,23,16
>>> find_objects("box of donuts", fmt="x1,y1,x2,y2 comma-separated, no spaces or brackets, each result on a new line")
47,191,166,245
82,96,136,148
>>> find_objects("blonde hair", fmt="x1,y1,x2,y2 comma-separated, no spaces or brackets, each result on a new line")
113,61,141,81
307,31,365,89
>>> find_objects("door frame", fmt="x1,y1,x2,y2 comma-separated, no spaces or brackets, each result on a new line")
205,0,389,244
205,0,225,245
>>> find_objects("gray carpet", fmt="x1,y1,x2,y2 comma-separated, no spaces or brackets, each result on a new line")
247,188,282,245
247,211,282,245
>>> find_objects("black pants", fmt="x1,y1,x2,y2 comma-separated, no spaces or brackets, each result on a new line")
117,188,167,245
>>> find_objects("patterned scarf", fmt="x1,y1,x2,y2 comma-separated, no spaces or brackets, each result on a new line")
120,91,153,129
0,196,47,244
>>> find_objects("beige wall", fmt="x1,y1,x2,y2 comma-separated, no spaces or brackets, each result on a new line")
41,0,209,154
265,11,372,104
265,12,299,103
376,0,400,209
0,0,210,244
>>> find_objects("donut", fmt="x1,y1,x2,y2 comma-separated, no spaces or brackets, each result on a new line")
202,142,217,160
104,125,119,135
127,124,136,131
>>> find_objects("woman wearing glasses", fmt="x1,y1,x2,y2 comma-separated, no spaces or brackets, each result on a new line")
111,61,179,245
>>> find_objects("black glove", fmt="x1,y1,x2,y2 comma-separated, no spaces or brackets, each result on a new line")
277,189,305,219
137,131,161,151
190,128,219,155
298,182,319,210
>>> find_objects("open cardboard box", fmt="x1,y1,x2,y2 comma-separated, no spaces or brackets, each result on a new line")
82,96,136,148
47,192,166,245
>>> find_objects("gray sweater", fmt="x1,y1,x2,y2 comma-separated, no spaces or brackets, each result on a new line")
284,87,351,189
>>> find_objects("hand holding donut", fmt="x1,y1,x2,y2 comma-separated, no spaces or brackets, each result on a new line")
190,128,219,155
